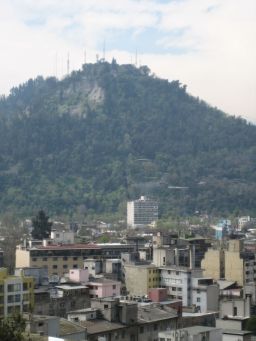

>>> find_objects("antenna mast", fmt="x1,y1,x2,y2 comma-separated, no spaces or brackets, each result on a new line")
135,48,138,67
84,49,87,65
67,52,70,75
103,39,106,61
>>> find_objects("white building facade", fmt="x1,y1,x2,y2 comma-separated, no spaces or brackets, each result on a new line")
127,196,158,228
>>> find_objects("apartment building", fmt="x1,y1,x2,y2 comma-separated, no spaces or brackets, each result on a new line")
16,242,135,277
202,239,256,286
124,263,160,296
127,196,158,228
160,266,202,307
0,267,34,318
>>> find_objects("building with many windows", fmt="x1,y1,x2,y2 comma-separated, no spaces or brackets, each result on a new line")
127,196,158,228
16,242,135,277
0,267,34,318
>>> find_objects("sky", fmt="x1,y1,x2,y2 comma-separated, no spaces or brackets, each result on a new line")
0,0,255,122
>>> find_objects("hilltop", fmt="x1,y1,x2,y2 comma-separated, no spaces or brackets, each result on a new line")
0,61,256,217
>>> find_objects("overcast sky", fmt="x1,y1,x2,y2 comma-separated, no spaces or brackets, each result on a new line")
0,0,255,122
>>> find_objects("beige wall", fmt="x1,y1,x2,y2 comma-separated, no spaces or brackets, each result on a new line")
124,265,159,296
225,251,244,286
16,249,31,268
201,249,224,280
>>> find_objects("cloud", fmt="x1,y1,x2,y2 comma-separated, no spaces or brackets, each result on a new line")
0,0,255,122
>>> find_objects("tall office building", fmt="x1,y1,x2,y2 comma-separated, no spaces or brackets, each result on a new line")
127,196,158,228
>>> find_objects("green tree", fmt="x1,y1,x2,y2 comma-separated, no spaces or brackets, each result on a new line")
31,210,52,240
0,314,27,341
245,316,256,334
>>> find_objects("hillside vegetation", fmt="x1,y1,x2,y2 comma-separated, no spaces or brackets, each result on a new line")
0,61,256,217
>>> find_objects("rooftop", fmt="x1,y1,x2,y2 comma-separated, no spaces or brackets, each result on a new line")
138,305,177,323
55,285,87,290
80,319,126,335
59,318,86,336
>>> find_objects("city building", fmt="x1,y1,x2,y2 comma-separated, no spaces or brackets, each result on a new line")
160,266,202,307
127,196,158,228
16,242,135,277
87,278,121,298
77,297,178,341
124,263,160,296
0,267,34,318
202,239,256,286
158,326,222,341
201,248,225,280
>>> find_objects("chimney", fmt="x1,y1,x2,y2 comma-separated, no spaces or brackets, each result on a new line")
189,244,195,269
175,248,179,266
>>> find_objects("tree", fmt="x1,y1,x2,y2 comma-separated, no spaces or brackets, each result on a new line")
245,316,256,334
31,210,52,240
0,314,27,341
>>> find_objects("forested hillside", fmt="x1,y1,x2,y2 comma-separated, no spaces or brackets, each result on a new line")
0,61,256,217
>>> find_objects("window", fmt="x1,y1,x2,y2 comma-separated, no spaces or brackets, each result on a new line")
176,271,179,276
140,326,144,333
43,257,47,261
32,258,37,261
197,298,200,302
15,294,21,302
113,285,116,289
63,257,68,261
8,284,21,292
53,257,58,261
63,265,68,269
73,257,78,261
8,295,14,303
197,289,200,293
153,324,158,331
233,306,237,316
104,304,108,309
52,265,58,269
23,283,28,291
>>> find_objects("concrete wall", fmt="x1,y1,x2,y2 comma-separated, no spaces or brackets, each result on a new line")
153,248,174,267
201,249,224,280
225,251,244,286
15,249,31,268
69,269,89,283
88,281,121,298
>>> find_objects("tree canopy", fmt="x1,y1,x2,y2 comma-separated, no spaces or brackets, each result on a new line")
31,210,52,239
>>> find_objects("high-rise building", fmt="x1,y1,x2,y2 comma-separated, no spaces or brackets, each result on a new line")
127,196,158,228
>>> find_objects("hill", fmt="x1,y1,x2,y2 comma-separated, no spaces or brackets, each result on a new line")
0,60,256,217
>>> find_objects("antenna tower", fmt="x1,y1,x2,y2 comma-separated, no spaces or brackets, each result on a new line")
135,49,138,67
67,52,70,75
103,39,106,61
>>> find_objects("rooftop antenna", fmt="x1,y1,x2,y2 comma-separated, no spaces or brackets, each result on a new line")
103,39,106,61
55,52,58,78
135,48,138,67
84,49,87,65
67,52,70,75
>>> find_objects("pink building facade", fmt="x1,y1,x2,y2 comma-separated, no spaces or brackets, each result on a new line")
88,279,121,298
69,269,89,283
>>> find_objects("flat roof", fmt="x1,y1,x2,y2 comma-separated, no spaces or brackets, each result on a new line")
81,319,126,334
59,318,86,336
222,329,252,335
55,285,87,290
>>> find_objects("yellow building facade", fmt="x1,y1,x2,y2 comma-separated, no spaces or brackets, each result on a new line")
0,268,34,318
